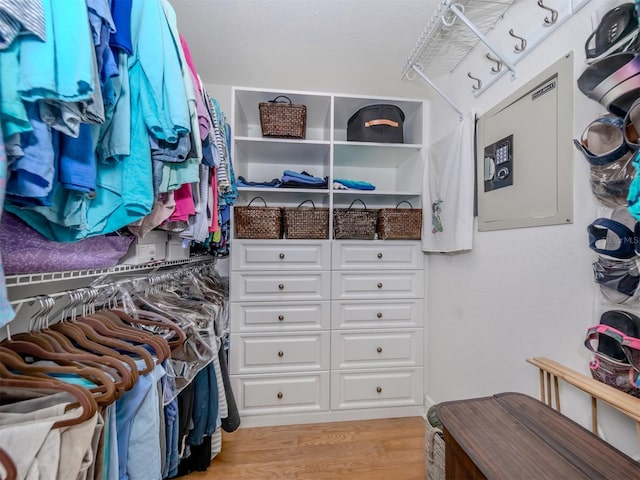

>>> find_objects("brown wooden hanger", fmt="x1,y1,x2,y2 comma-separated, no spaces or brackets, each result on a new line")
11,330,129,399
76,314,156,374
0,342,117,406
47,323,135,392
0,447,16,480
0,365,98,429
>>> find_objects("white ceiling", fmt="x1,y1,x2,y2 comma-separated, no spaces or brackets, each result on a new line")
171,0,440,98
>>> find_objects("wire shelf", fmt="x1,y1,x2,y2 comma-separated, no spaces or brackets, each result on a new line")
403,0,518,78
5,255,215,288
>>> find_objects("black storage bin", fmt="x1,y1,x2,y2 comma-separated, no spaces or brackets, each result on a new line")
347,104,405,143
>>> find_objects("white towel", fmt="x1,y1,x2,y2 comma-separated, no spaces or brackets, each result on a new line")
422,113,475,253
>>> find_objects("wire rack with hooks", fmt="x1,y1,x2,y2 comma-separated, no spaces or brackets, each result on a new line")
403,0,593,115
402,0,517,80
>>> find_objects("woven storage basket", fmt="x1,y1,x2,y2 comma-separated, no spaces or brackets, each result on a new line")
259,95,307,139
425,405,445,480
234,197,282,239
283,200,329,239
333,199,378,240
378,201,422,240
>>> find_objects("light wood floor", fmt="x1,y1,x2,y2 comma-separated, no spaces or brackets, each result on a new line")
184,416,426,480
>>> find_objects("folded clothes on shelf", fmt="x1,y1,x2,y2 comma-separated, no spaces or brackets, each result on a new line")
281,170,328,188
333,178,376,190
237,176,282,188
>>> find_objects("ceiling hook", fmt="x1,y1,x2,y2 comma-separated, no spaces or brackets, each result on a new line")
537,0,558,26
467,72,482,90
485,53,503,73
508,29,527,52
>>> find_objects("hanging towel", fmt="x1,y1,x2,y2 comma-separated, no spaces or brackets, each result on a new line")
422,113,474,253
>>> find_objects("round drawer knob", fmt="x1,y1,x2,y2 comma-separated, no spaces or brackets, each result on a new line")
277,392,283,399
376,346,382,353
376,312,383,318
278,350,284,357
377,282,383,289
278,314,284,321
376,386,382,393
278,283,284,290
279,253,285,259
377,252,383,259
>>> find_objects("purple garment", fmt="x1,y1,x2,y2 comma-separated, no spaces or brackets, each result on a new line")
0,213,134,274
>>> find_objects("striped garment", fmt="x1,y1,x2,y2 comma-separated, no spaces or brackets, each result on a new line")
0,0,46,49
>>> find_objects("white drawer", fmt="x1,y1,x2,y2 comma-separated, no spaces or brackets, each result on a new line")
229,332,330,374
232,240,330,271
332,241,423,270
331,329,422,369
331,299,423,329
331,270,424,299
231,271,330,301
331,368,423,410
231,372,330,415
231,301,330,332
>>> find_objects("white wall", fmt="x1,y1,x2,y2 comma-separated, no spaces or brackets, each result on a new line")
424,0,639,458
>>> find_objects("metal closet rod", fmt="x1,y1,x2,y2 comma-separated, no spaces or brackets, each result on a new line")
8,260,214,309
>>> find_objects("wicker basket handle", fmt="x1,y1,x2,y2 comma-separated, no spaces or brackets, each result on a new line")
247,196,268,207
297,200,316,209
347,199,368,210
395,201,414,209
270,95,292,104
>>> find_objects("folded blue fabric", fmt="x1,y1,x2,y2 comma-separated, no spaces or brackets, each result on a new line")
282,170,325,184
237,176,281,188
334,178,376,190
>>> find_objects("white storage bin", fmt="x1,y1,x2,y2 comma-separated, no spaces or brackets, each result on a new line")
120,231,168,265
166,234,190,261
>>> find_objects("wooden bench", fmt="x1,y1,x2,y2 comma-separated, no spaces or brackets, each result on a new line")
527,356,640,446
436,392,640,479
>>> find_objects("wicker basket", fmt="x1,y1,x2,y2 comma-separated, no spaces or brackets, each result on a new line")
333,199,378,240
259,96,307,139
283,200,329,239
234,197,282,239
425,405,445,480
378,201,422,240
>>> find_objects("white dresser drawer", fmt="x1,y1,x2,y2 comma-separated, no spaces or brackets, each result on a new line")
230,332,330,374
232,240,330,271
231,372,330,415
331,270,424,299
332,241,423,270
231,301,330,332
331,329,422,369
231,271,331,301
331,299,423,329
331,368,423,410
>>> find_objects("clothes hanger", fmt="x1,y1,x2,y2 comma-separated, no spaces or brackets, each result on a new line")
0,447,16,480
113,287,186,350
47,290,136,391
0,342,117,406
11,293,131,396
75,313,157,374
0,364,98,428
71,286,164,371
